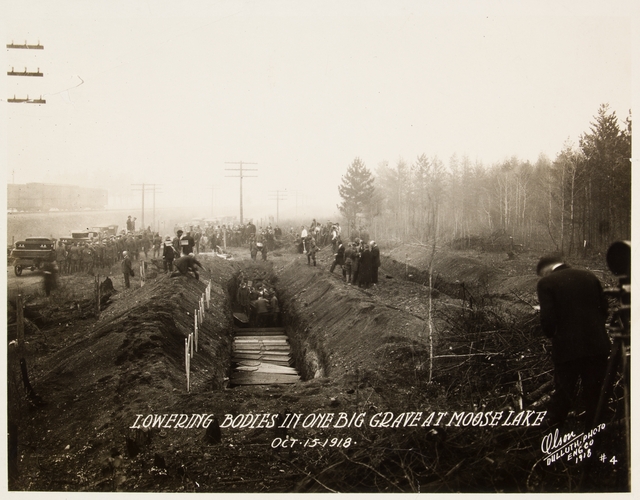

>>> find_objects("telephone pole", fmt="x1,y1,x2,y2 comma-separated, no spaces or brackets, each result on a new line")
225,161,257,224
7,40,46,104
131,183,161,231
268,190,287,225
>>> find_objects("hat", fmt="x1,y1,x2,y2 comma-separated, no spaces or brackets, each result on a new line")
122,251,128,256
166,235,171,240
536,255,563,276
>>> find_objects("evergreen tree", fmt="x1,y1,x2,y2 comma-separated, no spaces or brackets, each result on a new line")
338,157,375,235
579,104,631,246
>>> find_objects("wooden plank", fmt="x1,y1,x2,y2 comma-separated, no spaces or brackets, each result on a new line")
233,338,289,344
233,337,288,342
232,352,291,360
233,332,287,337
233,344,291,352
233,349,291,356
230,373,300,385
234,328,285,335
236,362,298,375
233,335,289,342
232,358,291,367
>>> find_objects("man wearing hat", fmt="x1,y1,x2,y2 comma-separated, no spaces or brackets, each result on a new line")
536,255,611,430
122,250,134,288
162,235,175,273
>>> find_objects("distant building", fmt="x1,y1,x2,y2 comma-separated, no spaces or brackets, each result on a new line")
7,183,108,212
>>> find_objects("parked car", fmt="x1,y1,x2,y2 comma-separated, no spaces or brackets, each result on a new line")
10,237,56,276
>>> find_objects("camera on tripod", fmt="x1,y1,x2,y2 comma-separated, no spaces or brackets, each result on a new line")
603,240,630,335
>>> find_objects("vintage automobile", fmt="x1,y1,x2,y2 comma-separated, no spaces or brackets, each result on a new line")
10,237,56,276
58,229,99,246
92,225,119,238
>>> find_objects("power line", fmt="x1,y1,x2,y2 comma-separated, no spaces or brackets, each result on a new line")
131,183,162,231
224,161,257,225
268,189,287,225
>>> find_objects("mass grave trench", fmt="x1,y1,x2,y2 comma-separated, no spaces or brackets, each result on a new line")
226,262,308,385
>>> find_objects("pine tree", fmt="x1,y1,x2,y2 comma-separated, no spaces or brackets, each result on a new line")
337,157,375,235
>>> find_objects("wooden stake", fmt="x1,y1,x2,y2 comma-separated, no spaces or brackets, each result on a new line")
16,294,24,351
185,338,189,391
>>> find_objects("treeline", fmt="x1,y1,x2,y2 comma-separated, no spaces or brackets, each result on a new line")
338,104,631,255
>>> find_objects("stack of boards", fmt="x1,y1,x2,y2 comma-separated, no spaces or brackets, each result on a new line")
231,327,300,386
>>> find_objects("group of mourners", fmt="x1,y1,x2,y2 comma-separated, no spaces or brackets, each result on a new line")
329,238,381,288
296,220,381,288
235,273,280,327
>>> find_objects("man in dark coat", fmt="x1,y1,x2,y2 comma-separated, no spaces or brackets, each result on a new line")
306,237,319,266
252,293,270,327
162,236,175,273
181,231,195,256
536,255,611,429
358,244,373,288
329,239,345,274
171,253,207,280
121,251,134,288
370,241,380,285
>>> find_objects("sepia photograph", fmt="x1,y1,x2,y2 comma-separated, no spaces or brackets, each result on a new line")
3,0,634,495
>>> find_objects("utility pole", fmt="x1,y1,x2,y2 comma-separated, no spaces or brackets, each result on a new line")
268,190,287,225
225,161,257,224
131,183,161,231
7,41,45,104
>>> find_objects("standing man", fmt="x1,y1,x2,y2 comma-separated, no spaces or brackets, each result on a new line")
536,255,611,430
173,230,183,255
329,239,345,275
300,226,308,253
370,241,381,285
56,240,67,275
252,293,270,327
306,237,319,266
358,243,373,288
122,251,134,288
162,236,175,273
181,231,195,256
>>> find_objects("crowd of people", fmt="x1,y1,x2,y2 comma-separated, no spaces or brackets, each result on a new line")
235,273,280,327
296,219,380,288
49,215,381,292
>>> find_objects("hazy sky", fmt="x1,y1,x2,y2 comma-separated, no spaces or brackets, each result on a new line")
3,0,635,221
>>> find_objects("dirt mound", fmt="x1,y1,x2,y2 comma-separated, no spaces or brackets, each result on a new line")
8,244,627,493
10,257,238,490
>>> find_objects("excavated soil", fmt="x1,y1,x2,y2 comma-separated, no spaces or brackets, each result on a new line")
6,243,627,493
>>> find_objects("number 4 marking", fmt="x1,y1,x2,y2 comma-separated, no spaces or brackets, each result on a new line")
610,456,617,465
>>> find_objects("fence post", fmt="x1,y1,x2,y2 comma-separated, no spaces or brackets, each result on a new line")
185,338,189,392
16,294,24,351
